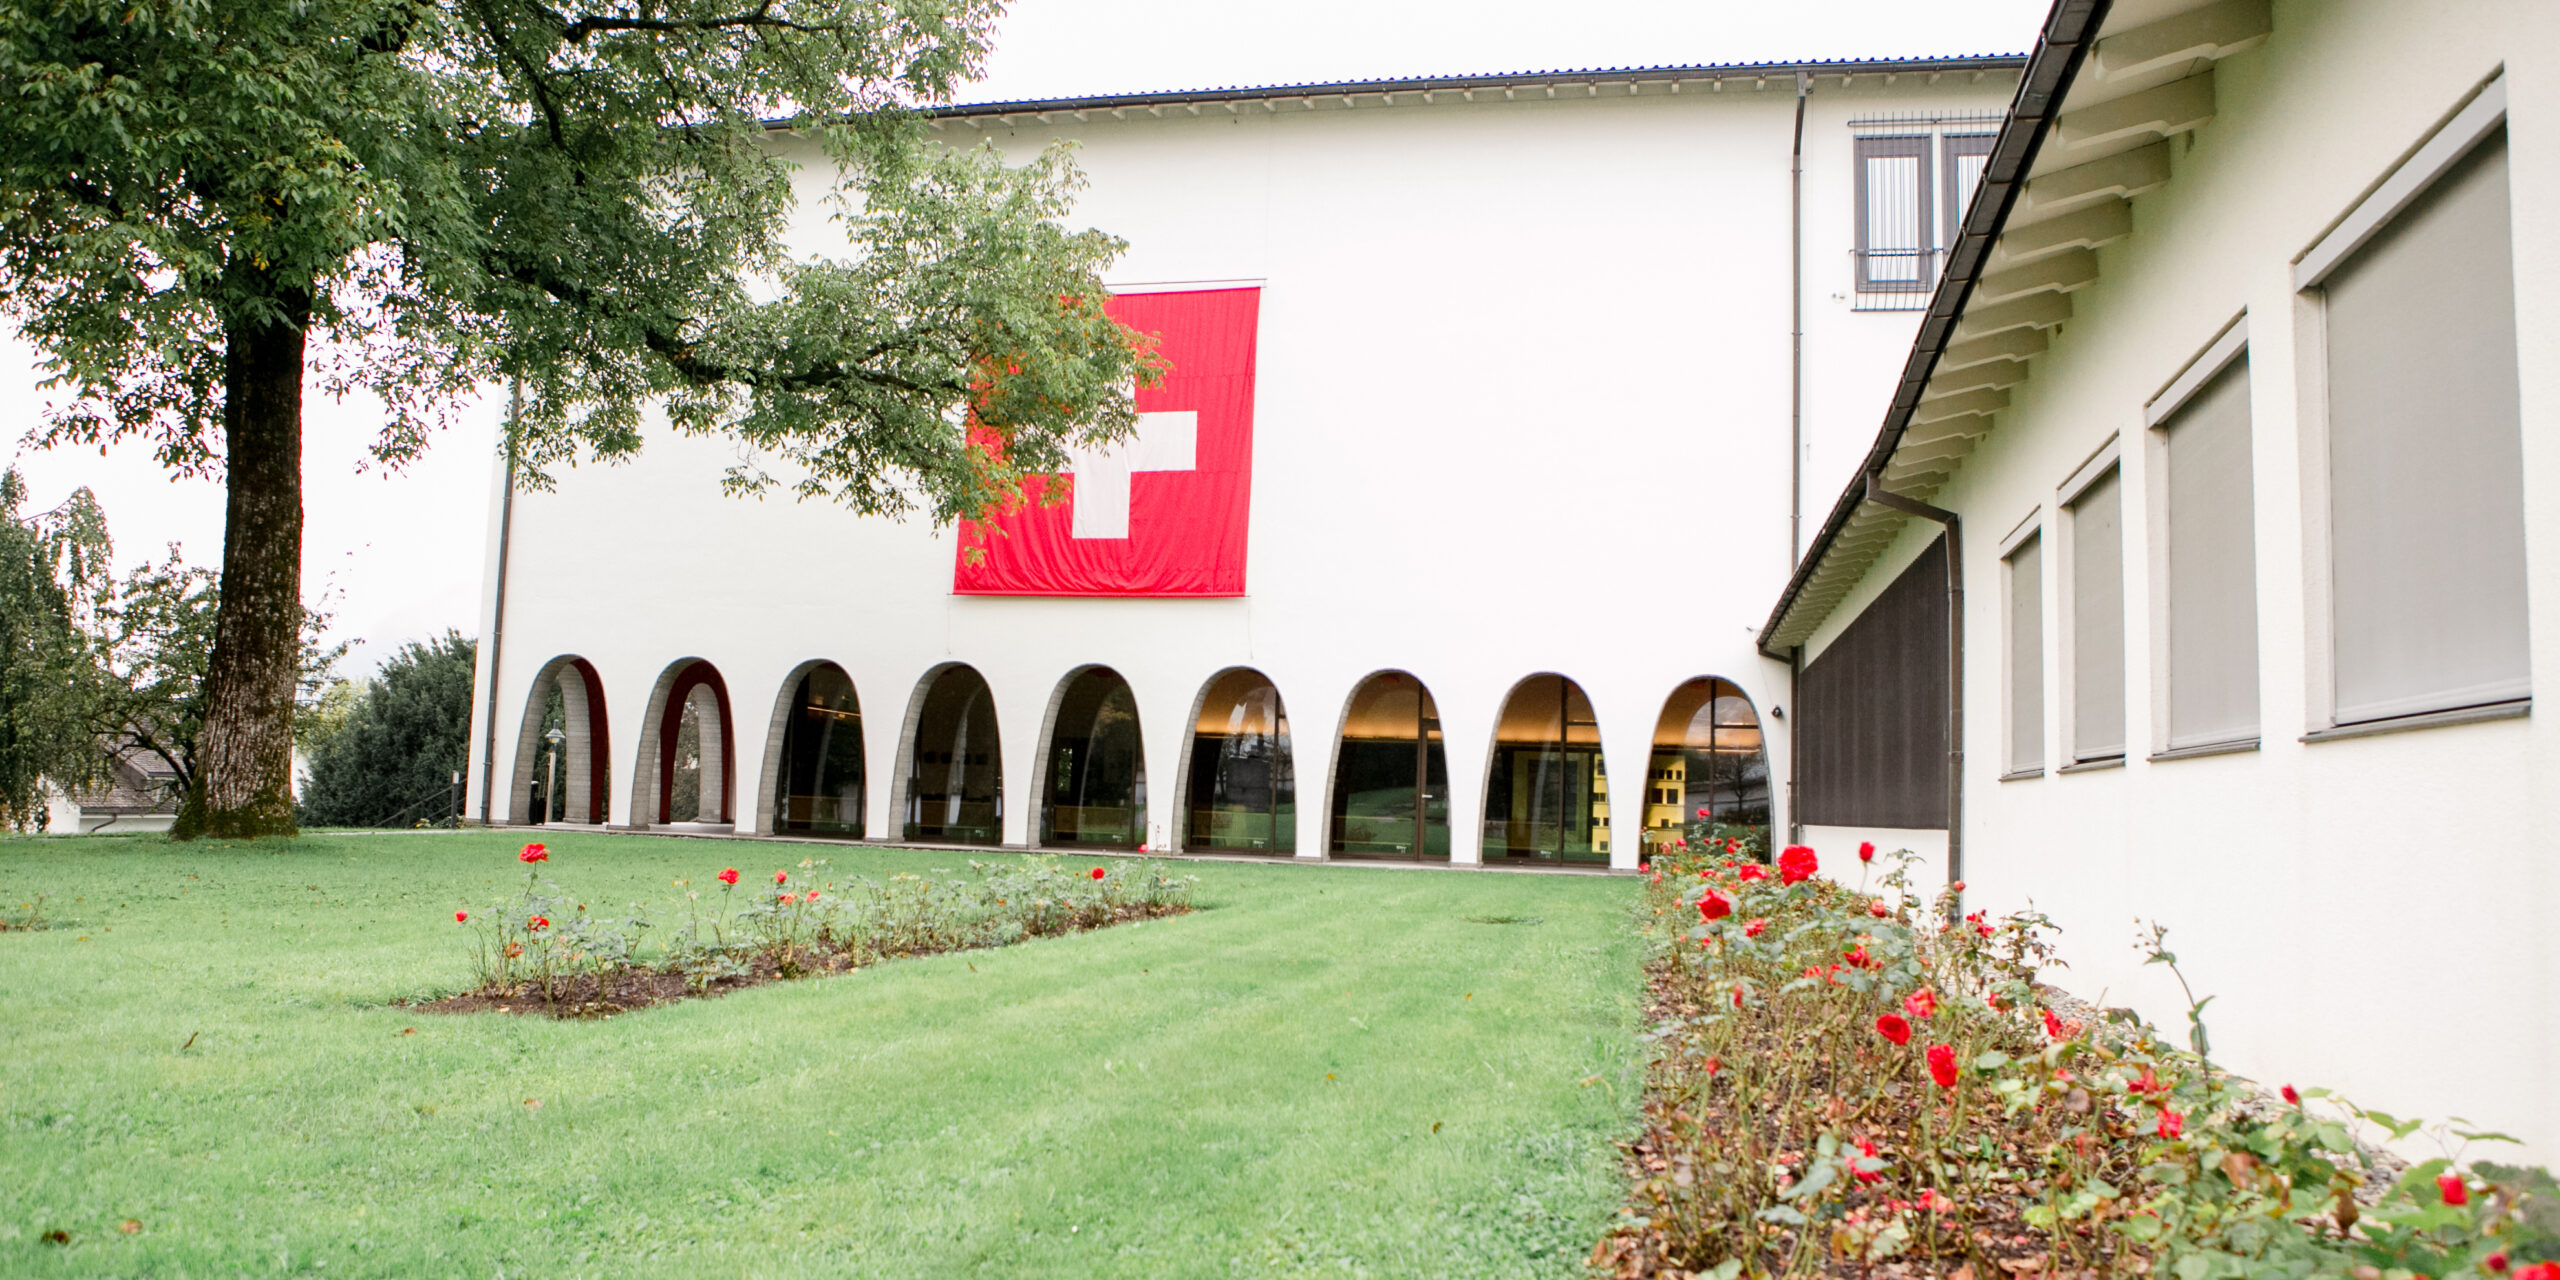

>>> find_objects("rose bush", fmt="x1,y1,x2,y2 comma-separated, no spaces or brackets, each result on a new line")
1595,842,2559,1280
457,845,1196,1003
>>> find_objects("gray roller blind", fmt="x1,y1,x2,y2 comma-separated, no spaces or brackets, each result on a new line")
2326,131,2528,724
2006,535,2045,772
2070,468,2125,761
2164,357,2260,747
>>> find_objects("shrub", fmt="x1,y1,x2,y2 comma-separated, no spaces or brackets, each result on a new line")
1598,842,2557,1280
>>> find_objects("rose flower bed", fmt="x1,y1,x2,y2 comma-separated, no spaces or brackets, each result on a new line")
426,842,1195,1017
1593,841,2560,1280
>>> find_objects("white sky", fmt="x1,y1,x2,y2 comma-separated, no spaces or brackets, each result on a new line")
0,0,2046,678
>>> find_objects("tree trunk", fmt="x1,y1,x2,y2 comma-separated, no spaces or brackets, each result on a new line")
174,298,309,840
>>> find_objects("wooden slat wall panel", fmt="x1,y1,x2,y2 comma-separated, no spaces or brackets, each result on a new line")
1798,538,1949,829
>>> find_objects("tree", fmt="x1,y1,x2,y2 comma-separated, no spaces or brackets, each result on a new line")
0,0,1158,839
299,632,475,827
0,468,110,829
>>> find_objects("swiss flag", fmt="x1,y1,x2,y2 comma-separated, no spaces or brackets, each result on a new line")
954,287,1260,596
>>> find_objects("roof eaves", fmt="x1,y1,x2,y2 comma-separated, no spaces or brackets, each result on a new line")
922,54,2029,120
1755,0,2108,659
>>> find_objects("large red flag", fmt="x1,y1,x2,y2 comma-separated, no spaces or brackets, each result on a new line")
954,287,1260,596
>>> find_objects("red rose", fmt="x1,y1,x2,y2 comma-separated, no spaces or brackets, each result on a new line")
1926,1043,1958,1088
804,889,820,901
1724,838,1740,854
1868,900,1890,918
1843,945,1876,969
1778,845,1818,885
455,911,468,923
2281,1084,2301,1106
2042,1008,2065,1039
1875,1013,1913,1045
2156,1109,2185,1139
2438,1173,2469,1207
1090,867,1106,880
528,915,549,930
2513,1264,2560,1280
1743,918,1769,938
1858,841,1876,863
1696,807,1709,819
1854,1137,1882,1183
1699,890,1733,921
774,871,788,885
1903,988,1938,1019
2129,1066,2160,1095
777,892,795,905
717,868,740,885
2484,1252,2507,1274
1737,864,1767,882
519,843,548,863
1730,985,1745,1009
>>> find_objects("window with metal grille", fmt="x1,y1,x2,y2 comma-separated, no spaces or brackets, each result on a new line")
1854,135,1932,294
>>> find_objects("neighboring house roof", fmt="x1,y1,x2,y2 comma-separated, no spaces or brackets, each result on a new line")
924,55,2029,124
60,748,181,816
1759,0,2272,655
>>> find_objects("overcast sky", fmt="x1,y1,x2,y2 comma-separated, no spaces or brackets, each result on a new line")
0,0,2048,678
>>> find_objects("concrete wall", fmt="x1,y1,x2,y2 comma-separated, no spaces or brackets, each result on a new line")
1891,0,2558,1158
462,70,2015,869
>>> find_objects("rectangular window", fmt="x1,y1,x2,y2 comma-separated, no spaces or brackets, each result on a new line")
1855,135,1932,293
2316,121,2527,724
1943,133,1997,240
2159,350,2259,749
2067,467,2125,762
2004,533,2044,774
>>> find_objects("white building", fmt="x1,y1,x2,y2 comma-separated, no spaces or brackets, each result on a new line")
1764,0,2559,1158
464,55,2023,867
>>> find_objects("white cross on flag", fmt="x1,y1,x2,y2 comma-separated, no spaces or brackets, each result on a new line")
956,287,1260,596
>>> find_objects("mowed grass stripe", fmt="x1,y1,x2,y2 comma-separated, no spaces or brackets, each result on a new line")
0,832,1639,1277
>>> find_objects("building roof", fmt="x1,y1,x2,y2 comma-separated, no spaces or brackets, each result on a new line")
926,54,2028,124
1758,0,2272,655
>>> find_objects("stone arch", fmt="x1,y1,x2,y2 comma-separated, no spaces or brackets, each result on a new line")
505,656,611,825
1646,677,1773,859
631,658,737,827
892,662,1003,845
1480,672,1610,866
1176,667,1294,854
755,660,866,838
1031,665,1147,849
1326,669,1449,861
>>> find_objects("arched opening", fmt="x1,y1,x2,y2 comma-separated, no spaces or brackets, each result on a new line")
769,663,864,838
1482,674,1609,866
903,664,1002,845
1329,671,1448,861
507,657,610,826
651,660,735,826
1038,667,1146,848
1183,668,1294,854
1648,678,1772,859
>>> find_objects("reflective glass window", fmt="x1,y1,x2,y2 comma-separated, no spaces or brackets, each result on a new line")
1185,670,1295,853
776,666,864,837
1329,673,1448,860
1041,668,1146,848
905,666,1003,845
1482,675,1608,865
1647,678,1771,859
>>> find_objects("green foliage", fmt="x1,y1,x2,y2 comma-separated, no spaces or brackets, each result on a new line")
0,0,1158,507
297,632,475,828
1605,844,2560,1280
0,469,108,828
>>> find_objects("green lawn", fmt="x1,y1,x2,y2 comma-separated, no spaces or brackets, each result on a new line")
0,831,1643,1277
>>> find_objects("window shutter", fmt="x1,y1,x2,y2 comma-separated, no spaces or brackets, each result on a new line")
2006,535,2044,772
2163,357,2260,747
2070,469,2125,761
2325,132,2527,723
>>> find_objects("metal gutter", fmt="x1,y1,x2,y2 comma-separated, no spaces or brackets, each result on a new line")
1755,0,2108,659
920,55,2027,121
